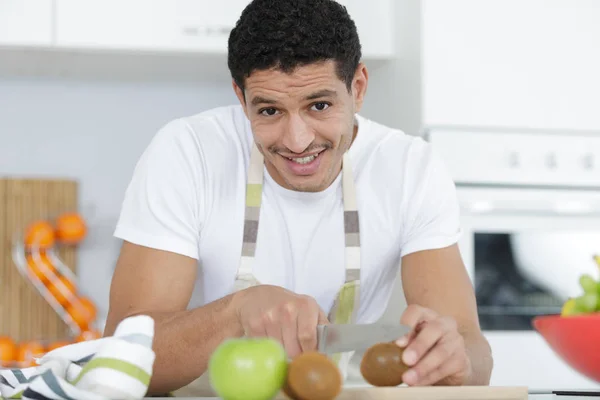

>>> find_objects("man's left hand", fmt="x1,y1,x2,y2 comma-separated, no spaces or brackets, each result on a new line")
395,304,473,386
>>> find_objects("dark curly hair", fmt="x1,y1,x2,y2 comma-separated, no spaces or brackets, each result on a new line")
227,0,362,94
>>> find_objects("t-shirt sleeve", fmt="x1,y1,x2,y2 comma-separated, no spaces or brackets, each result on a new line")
399,139,462,258
113,118,204,260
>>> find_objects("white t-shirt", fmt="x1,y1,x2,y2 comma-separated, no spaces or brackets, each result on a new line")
114,105,461,323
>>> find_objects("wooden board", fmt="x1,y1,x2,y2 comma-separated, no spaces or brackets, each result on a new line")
275,386,529,400
339,386,528,400
170,372,529,399
0,178,78,342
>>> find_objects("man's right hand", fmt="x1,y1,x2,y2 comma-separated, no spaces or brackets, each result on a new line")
232,284,329,358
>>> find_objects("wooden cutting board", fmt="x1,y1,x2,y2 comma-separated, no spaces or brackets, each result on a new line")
170,375,528,399
275,386,529,400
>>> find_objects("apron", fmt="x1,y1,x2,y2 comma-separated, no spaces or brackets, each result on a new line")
173,141,362,397
236,142,362,371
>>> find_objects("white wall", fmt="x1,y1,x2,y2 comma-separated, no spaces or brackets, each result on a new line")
360,0,423,136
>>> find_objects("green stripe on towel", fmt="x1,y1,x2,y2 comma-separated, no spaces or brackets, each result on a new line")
7,389,24,399
71,358,150,386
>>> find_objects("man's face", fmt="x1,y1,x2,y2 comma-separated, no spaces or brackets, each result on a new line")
234,60,368,192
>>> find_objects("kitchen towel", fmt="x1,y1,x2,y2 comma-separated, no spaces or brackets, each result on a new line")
0,315,156,400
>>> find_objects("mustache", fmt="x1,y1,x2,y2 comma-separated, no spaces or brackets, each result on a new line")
268,142,333,155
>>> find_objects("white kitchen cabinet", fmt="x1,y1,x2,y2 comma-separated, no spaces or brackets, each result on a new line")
0,0,53,46
422,0,600,132
55,0,250,53
54,0,395,59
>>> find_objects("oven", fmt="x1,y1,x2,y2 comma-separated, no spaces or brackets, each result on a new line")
426,128,600,390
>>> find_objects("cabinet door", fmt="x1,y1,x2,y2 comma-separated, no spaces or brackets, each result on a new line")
0,0,53,46
55,0,395,60
422,0,600,131
346,0,394,59
55,0,250,52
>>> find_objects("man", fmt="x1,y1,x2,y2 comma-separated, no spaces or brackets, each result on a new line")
104,0,493,395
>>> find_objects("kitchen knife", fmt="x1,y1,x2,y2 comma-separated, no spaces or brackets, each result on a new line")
316,322,412,354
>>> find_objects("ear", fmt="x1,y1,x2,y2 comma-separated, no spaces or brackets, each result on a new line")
232,79,249,118
352,63,369,113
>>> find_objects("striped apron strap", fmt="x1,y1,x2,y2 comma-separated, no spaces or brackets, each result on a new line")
236,143,264,286
328,150,361,324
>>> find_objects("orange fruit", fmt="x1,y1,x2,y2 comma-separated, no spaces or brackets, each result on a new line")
76,329,102,342
47,340,71,352
0,336,16,364
55,212,87,245
26,253,58,284
16,341,45,367
24,220,55,250
47,275,76,306
66,296,97,330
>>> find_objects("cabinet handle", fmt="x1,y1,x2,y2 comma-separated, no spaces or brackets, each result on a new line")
181,26,232,37
545,153,557,169
508,152,520,168
582,153,595,170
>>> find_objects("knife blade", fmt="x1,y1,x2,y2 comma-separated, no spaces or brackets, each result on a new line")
316,322,412,354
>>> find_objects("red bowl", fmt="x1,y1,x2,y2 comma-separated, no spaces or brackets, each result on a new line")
533,313,600,383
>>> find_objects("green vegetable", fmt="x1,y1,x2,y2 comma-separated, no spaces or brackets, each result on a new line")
574,293,598,313
579,274,597,295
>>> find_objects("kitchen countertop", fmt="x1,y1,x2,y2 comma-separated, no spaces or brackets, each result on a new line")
145,391,600,399
145,396,598,399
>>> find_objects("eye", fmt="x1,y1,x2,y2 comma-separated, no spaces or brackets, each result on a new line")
260,107,279,116
311,102,330,111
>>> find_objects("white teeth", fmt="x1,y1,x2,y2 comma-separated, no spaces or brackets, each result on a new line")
290,154,317,164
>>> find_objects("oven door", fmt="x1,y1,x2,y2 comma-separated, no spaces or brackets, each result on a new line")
457,185,600,330
455,185,600,389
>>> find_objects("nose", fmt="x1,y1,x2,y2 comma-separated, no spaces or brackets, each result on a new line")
282,113,315,153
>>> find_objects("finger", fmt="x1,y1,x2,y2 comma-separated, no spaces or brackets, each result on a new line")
401,319,447,367
296,297,320,352
280,302,302,358
406,346,468,386
400,304,438,328
402,333,462,386
396,320,427,347
263,309,282,343
395,330,416,348
245,314,268,338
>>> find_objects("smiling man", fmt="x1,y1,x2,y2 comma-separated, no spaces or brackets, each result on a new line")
104,0,493,395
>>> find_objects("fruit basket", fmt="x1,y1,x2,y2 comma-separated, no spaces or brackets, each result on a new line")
532,255,600,383
0,212,101,369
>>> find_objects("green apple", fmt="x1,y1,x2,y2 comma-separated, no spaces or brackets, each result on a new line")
208,337,288,400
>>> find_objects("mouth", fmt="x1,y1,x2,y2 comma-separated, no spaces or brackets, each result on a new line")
285,152,321,164
279,149,326,176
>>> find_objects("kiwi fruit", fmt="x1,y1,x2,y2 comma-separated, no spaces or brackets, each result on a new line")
283,352,342,400
360,342,409,386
